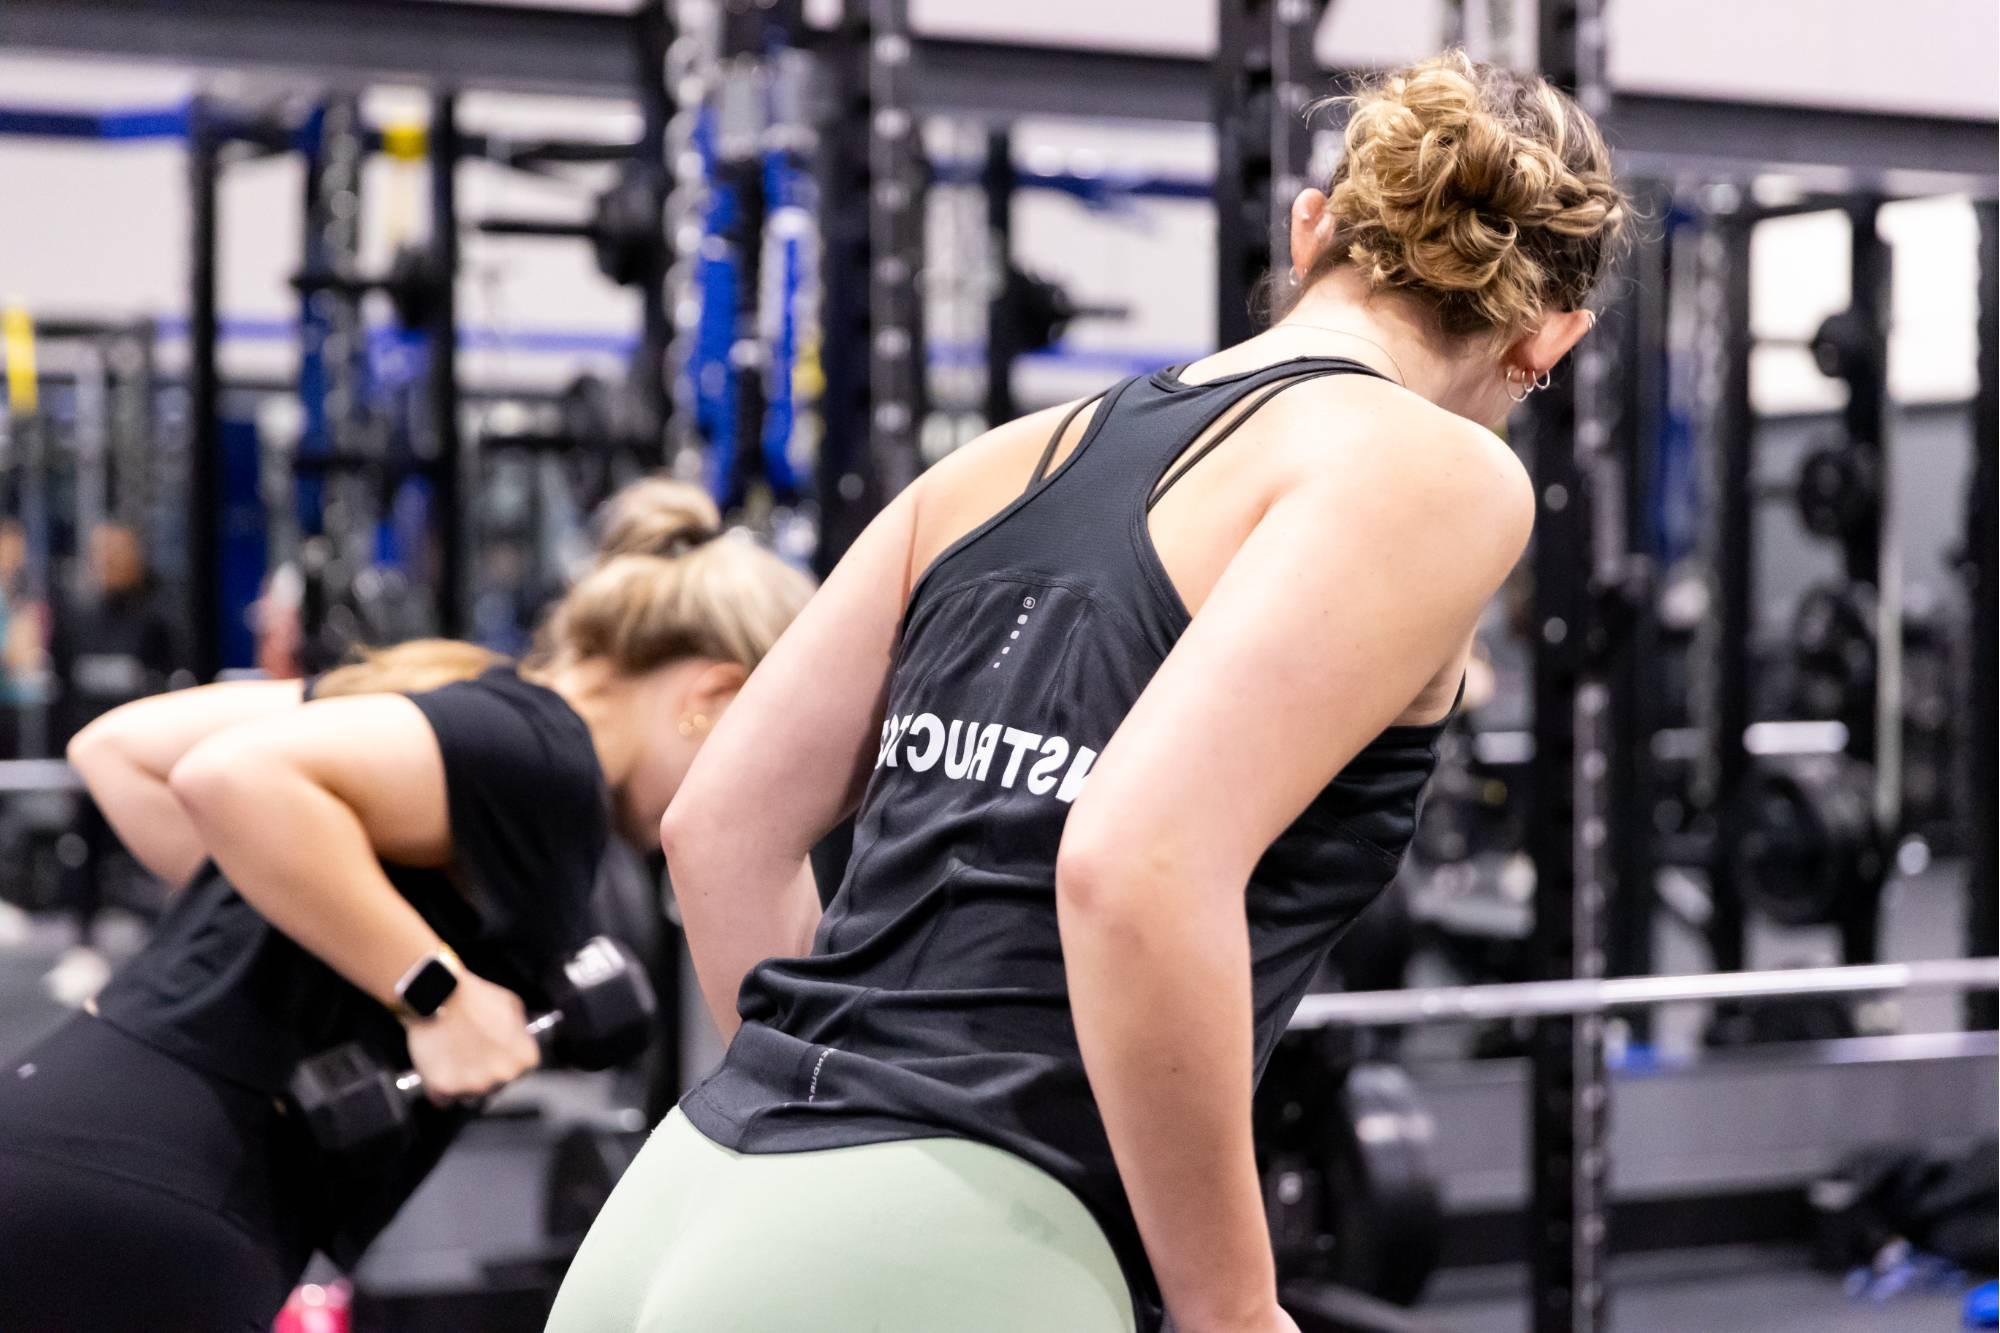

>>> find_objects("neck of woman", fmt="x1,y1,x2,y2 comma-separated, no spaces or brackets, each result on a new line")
535,657,646,788
1267,267,1500,420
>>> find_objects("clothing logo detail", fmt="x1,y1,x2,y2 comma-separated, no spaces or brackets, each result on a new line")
995,596,1037,669
874,712,1098,804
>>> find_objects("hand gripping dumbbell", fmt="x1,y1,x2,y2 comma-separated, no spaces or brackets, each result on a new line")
289,936,656,1151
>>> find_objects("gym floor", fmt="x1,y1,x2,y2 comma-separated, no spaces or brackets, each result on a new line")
1425,1247,1964,1332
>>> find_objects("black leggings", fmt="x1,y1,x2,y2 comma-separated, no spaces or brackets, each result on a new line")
0,1016,316,1332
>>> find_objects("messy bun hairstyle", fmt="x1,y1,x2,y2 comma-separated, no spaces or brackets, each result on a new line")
538,477,814,676
319,478,813,698
1313,50,1628,339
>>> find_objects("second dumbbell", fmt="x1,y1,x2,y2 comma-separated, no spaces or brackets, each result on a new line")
289,935,656,1151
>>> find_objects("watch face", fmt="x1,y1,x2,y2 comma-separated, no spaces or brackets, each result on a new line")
402,958,459,1018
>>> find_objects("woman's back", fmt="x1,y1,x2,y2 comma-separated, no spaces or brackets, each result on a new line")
682,355,1469,1322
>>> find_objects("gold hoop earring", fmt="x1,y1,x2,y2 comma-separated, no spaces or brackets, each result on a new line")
1506,368,1533,404
677,713,709,738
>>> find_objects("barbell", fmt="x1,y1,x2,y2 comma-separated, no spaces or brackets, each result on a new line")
1289,957,2000,1030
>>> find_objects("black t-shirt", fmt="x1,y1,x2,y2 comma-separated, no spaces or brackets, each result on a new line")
680,363,1448,1333
94,667,609,1264
57,584,182,738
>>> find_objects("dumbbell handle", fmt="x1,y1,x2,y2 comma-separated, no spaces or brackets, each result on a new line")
391,1007,565,1102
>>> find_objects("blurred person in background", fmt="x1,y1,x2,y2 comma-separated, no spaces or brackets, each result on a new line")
44,520,187,1004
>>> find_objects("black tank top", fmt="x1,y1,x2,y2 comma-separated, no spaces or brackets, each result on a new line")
681,358,1453,1330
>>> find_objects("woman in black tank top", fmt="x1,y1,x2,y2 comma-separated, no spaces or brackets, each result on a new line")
556,52,1629,1333
0,483,812,1332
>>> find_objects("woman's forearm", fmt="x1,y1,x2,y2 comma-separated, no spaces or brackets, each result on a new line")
666,810,821,1038
1059,854,1279,1333
172,754,442,1009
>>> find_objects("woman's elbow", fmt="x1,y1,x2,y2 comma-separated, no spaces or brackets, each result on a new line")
65,720,112,775
166,741,251,824
1055,828,1154,929
658,792,707,871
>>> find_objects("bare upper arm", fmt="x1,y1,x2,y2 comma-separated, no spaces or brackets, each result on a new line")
1062,412,1532,892
667,485,921,855
171,695,452,867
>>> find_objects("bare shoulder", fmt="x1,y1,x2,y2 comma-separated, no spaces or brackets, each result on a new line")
912,399,1087,498
1265,376,1534,557
903,397,1105,575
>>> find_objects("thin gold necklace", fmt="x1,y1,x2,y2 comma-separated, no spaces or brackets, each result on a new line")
1271,322,1410,389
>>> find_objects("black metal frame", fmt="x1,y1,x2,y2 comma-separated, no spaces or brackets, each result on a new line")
867,0,926,510
626,0,673,465
1970,201,1999,1030
1699,204,1757,982
1603,184,1670,1027
8,0,1995,190
427,93,465,637
185,96,224,685
1212,0,1321,347
1834,205,1894,965
1521,5,1618,1328
981,129,1020,427
810,8,877,575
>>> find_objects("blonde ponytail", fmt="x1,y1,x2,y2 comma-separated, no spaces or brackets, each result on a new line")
313,638,509,699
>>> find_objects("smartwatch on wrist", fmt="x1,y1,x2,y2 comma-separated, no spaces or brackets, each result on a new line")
393,945,462,1020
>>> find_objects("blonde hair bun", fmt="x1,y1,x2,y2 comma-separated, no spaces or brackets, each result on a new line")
593,477,725,563
1324,49,1628,337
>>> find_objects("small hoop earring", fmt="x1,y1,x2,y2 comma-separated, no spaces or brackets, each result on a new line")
1286,265,1302,289
1506,368,1533,404
1584,309,1599,330
677,712,709,738
1534,369,1553,391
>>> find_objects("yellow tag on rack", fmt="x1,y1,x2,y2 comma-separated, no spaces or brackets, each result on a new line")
382,121,428,162
2,306,36,416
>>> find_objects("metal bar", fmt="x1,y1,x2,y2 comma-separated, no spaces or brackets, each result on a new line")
1700,203,1755,976
631,0,673,460
982,128,1019,427
4,0,1994,187
1970,200,1999,1031
1291,958,2000,1029
1530,7,1609,1327
427,92,463,637
0,759,86,792
186,96,223,686
1604,93,1998,197
866,0,925,502
810,11,877,575
1844,204,1894,965
0,0,636,98
1212,0,1315,345
1605,193,1669,1022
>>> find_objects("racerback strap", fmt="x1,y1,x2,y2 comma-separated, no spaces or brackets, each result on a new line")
1146,360,1386,511
1026,388,1113,492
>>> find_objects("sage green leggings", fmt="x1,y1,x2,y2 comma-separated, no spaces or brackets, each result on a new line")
545,1109,1136,1333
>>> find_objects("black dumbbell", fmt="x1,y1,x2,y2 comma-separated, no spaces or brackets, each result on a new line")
290,936,656,1151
